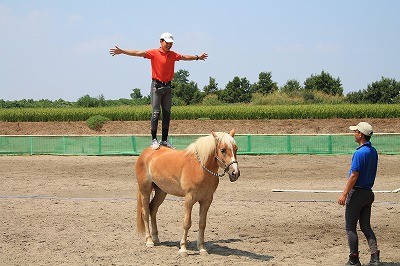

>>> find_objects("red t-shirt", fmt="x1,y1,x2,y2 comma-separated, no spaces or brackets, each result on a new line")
145,48,182,83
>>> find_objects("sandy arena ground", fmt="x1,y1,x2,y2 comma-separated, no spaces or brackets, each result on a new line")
0,154,399,266
0,119,399,265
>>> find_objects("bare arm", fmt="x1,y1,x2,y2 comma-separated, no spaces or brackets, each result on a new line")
109,46,146,57
181,52,208,61
338,171,359,206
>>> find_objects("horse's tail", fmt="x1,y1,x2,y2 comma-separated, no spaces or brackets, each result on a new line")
136,153,146,235
136,189,145,234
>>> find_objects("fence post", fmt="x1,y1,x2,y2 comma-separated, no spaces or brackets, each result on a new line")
131,136,137,154
63,136,67,155
286,135,292,153
328,135,333,154
29,136,33,155
246,135,252,153
98,136,102,155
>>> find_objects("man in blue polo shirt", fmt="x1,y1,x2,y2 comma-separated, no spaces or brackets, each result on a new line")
338,122,380,266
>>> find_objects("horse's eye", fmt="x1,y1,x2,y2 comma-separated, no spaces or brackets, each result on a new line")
221,148,226,153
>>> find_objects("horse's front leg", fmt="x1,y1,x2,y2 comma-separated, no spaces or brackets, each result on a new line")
198,197,213,255
179,195,196,255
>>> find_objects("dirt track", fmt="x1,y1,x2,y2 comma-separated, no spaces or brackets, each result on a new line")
1,118,399,135
0,119,399,265
1,154,399,266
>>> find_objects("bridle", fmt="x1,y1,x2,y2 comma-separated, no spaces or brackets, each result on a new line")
195,148,238,178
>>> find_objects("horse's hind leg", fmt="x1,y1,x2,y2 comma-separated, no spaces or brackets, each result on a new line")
138,182,154,247
149,186,167,245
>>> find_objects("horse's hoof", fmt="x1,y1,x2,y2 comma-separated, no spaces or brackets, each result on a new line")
152,238,160,245
146,242,154,247
178,250,188,256
199,249,209,256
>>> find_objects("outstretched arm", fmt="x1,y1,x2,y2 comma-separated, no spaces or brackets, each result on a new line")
109,46,146,57
181,52,208,61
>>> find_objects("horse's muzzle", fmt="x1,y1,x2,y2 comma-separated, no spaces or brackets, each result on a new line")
225,160,239,182
228,169,240,182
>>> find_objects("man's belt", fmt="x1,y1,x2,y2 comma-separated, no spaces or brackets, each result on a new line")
153,79,171,88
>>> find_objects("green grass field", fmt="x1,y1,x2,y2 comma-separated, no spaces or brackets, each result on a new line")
0,104,399,122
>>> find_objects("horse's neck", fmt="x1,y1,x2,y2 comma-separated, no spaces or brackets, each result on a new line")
203,153,218,170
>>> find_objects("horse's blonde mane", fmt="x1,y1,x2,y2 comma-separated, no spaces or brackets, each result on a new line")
185,132,235,163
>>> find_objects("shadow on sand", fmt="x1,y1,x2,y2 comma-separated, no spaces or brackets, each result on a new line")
161,240,400,265
161,238,273,262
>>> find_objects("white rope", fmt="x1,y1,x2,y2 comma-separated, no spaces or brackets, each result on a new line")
271,189,397,193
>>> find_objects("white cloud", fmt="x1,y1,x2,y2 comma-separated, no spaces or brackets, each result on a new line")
273,44,306,53
27,9,51,24
68,14,82,24
0,4,12,26
273,42,342,55
314,43,342,53
72,35,122,55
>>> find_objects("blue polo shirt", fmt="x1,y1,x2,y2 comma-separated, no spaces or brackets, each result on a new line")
349,141,378,190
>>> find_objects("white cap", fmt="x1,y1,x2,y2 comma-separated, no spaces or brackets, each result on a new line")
349,122,374,136
160,32,174,43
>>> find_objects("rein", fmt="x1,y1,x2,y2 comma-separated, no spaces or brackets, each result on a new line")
195,149,238,178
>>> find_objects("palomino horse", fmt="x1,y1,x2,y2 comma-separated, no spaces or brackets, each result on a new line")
135,130,240,255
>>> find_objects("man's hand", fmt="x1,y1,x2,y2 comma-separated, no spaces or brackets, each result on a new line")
109,46,122,56
199,53,208,60
338,192,347,206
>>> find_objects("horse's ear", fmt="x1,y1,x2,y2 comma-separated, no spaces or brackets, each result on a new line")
212,131,220,143
229,129,235,137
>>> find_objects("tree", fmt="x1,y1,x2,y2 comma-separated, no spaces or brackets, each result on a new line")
280,79,302,93
53,98,73,108
76,95,99,107
130,88,143,99
172,69,202,105
363,77,400,104
252,71,278,94
98,94,107,107
346,91,365,104
173,69,190,84
346,77,400,104
76,94,107,107
219,76,252,103
304,70,343,96
129,88,150,105
203,77,219,94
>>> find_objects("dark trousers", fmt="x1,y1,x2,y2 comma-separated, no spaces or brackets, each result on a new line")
345,188,378,254
150,80,172,135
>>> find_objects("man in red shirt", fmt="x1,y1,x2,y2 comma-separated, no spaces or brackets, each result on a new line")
109,32,208,149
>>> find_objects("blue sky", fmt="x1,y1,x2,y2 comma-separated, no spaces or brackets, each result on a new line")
1,0,399,101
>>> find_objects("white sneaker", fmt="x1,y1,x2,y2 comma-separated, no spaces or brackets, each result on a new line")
150,139,160,150
159,140,174,149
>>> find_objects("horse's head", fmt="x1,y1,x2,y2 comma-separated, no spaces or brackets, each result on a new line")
212,129,240,182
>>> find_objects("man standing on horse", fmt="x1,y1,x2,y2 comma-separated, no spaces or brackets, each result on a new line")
109,32,208,149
